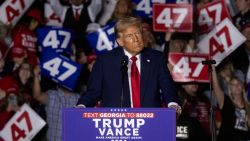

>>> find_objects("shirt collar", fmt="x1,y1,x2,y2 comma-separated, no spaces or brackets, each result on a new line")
123,48,141,61
72,5,83,10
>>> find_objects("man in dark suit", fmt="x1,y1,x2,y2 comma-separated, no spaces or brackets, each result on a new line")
77,16,180,109
48,0,102,54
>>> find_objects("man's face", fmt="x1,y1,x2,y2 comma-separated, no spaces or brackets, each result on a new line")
70,0,84,6
117,25,144,56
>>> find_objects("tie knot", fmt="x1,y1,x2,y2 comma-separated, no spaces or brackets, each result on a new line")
131,56,137,62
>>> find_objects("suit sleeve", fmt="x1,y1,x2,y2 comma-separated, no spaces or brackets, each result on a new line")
77,56,103,107
158,53,180,105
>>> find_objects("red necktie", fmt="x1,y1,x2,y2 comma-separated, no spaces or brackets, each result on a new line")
131,56,141,108
75,9,80,21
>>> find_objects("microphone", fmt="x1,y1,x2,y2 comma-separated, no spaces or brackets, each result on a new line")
120,55,128,108
202,59,216,65
121,55,128,73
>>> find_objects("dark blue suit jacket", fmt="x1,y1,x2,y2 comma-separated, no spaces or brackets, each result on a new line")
77,47,179,107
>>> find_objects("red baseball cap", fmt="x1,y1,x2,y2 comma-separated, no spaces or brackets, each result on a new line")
6,87,18,96
0,76,19,96
26,8,44,24
11,46,27,58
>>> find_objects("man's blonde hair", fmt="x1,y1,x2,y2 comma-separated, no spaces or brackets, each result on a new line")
115,16,142,39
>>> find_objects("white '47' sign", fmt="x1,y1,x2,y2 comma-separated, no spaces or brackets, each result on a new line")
0,104,46,141
0,0,34,26
197,18,246,66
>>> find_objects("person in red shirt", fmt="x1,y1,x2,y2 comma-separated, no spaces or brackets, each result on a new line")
0,84,20,130
0,62,35,105
11,8,43,67
1,45,27,76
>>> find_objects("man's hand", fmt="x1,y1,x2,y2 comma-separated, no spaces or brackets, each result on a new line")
74,104,86,108
168,103,182,118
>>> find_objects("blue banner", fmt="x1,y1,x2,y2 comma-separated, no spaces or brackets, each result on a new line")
86,22,117,55
132,0,191,19
40,50,82,90
37,26,75,54
63,108,176,141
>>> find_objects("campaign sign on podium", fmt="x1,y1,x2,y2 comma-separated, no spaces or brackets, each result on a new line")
63,108,176,141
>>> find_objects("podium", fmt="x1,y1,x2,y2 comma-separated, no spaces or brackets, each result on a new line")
62,108,176,141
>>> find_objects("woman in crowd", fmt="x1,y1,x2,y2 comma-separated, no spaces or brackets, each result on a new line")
212,65,250,140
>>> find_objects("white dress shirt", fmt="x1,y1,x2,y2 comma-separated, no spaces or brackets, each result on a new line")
123,49,141,108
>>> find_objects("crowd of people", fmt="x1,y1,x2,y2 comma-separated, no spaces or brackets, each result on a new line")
0,0,250,141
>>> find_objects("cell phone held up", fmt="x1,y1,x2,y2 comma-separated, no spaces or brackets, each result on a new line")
8,94,17,106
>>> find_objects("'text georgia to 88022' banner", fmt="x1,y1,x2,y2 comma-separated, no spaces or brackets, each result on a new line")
62,108,176,141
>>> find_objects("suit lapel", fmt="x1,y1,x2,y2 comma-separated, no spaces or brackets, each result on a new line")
140,49,151,104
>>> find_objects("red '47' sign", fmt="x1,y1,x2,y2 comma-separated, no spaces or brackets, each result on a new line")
197,18,246,66
168,53,209,83
153,4,193,32
0,104,46,141
0,0,34,26
197,0,231,33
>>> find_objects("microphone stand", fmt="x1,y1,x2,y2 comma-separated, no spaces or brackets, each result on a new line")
202,59,216,141
121,56,128,108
